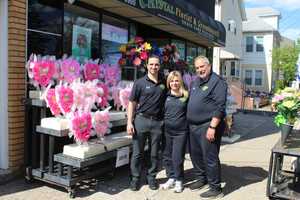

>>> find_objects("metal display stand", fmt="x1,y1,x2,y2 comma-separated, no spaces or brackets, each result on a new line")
267,131,300,199
25,99,129,198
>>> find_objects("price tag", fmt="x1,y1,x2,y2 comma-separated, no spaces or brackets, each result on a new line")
115,146,130,168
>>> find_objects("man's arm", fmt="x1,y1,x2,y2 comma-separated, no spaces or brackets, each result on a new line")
127,101,137,135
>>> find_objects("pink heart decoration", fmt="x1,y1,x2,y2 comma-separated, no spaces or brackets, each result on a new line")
32,60,56,87
71,112,92,143
45,88,61,116
56,85,74,115
84,62,100,81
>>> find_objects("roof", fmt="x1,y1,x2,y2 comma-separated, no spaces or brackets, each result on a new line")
238,0,247,21
246,7,281,19
243,19,276,32
243,7,280,32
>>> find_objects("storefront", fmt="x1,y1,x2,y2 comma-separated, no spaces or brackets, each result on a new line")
27,0,225,75
3,0,225,172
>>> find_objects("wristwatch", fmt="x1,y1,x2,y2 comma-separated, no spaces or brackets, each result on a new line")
209,125,216,129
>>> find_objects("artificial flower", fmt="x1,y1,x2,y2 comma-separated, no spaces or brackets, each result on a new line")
60,58,81,83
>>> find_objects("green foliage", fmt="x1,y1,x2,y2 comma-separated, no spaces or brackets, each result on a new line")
272,87,300,126
274,80,285,92
272,46,299,87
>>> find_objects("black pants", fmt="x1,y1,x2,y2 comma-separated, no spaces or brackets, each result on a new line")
163,129,188,181
189,121,225,190
130,115,163,181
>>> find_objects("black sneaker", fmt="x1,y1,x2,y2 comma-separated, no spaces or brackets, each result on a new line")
189,180,208,191
130,179,140,191
200,188,224,199
148,179,159,190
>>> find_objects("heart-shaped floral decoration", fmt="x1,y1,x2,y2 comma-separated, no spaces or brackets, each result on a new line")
61,58,80,83
71,112,92,143
32,60,56,87
45,88,61,116
56,85,74,115
84,62,100,81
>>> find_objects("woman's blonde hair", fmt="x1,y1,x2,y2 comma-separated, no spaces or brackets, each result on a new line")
166,71,188,98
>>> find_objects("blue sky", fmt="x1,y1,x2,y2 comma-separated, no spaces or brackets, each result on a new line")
244,0,300,41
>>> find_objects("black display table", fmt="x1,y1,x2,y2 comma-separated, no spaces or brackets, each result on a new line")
267,130,300,199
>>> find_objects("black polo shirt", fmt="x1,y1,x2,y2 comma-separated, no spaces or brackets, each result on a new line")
129,75,167,118
164,92,188,131
187,72,227,125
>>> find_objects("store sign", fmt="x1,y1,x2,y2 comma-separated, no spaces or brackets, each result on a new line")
121,0,219,41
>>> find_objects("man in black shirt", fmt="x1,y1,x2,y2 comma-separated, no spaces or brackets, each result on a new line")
127,55,166,191
187,56,227,199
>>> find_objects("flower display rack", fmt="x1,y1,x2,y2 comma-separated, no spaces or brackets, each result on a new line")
24,98,130,198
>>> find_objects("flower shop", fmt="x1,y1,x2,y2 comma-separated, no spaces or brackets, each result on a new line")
19,0,226,197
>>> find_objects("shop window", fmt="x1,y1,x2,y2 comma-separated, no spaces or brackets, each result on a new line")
187,43,197,70
255,70,263,86
256,36,264,52
246,36,254,52
63,4,99,63
198,46,206,56
101,15,128,65
129,23,137,41
230,61,235,76
27,0,63,57
27,31,62,58
245,69,253,85
171,40,185,60
28,0,63,34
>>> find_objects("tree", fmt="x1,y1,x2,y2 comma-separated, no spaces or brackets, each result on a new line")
272,45,299,90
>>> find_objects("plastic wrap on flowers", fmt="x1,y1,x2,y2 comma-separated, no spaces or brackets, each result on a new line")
96,82,110,108
55,83,74,115
60,57,81,83
112,87,122,110
102,64,121,87
44,85,61,116
71,80,99,112
26,54,58,88
83,60,100,81
119,87,132,111
93,107,110,140
69,112,92,144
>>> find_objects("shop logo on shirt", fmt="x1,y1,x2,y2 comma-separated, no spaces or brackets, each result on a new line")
201,85,208,91
146,86,151,89
159,84,165,90
179,96,188,103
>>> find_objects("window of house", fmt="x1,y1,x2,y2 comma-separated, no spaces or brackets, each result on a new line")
228,23,231,31
255,70,263,86
245,70,253,85
234,27,237,35
230,61,235,76
256,36,264,52
246,36,254,52
63,3,99,63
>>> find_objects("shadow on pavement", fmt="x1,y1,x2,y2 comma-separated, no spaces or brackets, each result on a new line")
221,164,268,196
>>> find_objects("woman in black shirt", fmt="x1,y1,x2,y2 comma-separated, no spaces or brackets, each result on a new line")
161,71,188,193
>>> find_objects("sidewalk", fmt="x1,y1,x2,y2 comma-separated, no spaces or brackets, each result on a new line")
0,111,279,200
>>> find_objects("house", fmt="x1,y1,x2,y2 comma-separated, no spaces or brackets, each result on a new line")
242,7,281,92
214,0,247,80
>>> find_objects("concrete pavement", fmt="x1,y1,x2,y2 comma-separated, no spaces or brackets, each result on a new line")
0,111,280,200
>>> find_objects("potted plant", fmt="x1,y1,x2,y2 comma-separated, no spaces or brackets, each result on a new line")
272,87,300,145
